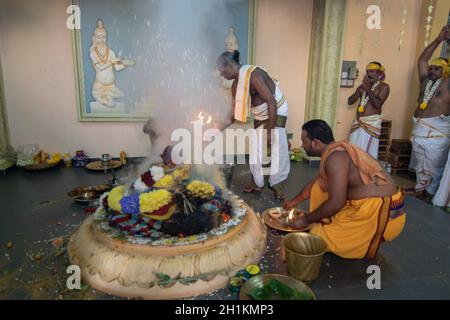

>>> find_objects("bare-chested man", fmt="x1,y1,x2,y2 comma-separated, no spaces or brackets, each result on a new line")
284,120,405,259
406,25,450,198
347,62,390,159
216,50,290,201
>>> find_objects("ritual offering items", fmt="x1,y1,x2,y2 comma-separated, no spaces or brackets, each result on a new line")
72,150,88,167
85,160,122,171
240,274,316,300
262,207,310,232
290,148,304,162
101,153,111,168
228,264,261,293
120,151,127,165
63,152,72,167
23,151,62,171
68,163,266,299
229,276,244,293
67,184,113,203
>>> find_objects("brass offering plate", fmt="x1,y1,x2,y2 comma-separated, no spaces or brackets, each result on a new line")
85,160,122,171
261,207,310,232
239,273,317,300
23,160,61,171
67,184,112,203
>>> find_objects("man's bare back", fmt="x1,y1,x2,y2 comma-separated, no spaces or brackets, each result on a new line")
326,151,397,201
249,68,275,107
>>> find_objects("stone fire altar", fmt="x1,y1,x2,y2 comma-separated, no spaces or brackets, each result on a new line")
68,164,266,299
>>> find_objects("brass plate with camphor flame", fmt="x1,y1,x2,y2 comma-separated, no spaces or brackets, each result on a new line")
261,207,311,232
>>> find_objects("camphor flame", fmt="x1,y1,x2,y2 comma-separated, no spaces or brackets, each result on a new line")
197,112,204,125
288,209,295,221
196,112,213,125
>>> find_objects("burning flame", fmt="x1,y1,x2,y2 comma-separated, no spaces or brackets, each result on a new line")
196,112,213,125
197,112,204,125
222,213,231,223
288,209,295,221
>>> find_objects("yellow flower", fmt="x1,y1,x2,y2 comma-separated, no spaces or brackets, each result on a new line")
186,180,215,199
108,186,124,211
154,174,175,189
139,189,172,213
172,165,191,181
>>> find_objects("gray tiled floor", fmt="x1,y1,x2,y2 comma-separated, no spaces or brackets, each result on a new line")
0,160,449,299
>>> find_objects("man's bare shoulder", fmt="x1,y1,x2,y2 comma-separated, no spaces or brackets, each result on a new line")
325,151,350,170
250,68,269,86
380,82,390,90
251,67,270,80
443,77,450,91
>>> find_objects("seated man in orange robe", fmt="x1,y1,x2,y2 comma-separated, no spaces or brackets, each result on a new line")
284,120,406,259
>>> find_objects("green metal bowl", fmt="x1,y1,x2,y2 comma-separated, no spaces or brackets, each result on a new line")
239,273,317,300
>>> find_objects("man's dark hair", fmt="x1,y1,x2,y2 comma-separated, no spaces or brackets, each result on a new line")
217,50,240,67
302,119,335,144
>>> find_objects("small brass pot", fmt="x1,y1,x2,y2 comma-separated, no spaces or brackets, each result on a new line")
282,232,327,283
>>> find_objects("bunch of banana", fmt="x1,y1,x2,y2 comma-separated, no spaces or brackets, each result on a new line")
33,151,62,165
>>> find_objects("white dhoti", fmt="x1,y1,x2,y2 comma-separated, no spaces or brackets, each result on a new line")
432,150,450,208
411,116,450,194
92,81,124,107
249,85,290,189
349,114,382,159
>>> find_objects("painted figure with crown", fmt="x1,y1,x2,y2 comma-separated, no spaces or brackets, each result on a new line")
90,19,135,109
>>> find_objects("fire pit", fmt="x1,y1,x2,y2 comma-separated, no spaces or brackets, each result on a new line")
68,164,266,299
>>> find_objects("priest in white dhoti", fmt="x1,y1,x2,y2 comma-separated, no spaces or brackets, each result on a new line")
216,50,290,200
347,62,390,159
432,150,450,211
406,26,450,197
410,115,450,195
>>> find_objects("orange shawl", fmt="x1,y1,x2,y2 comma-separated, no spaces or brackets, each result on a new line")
317,141,387,192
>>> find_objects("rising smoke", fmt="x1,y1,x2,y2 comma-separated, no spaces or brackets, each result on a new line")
117,0,242,190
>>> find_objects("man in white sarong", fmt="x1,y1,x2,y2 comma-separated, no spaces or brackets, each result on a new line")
432,150,450,211
216,50,290,201
347,62,390,159
406,26,450,198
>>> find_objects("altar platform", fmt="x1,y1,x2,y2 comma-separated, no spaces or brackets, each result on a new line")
1,160,449,300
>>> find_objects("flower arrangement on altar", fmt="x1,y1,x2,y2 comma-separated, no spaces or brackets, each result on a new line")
92,163,248,245
107,186,176,220
133,165,191,192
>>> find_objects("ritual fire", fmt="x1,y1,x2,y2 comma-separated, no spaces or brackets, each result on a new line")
68,160,266,299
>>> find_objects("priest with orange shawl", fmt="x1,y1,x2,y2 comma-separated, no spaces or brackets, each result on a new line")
284,120,406,259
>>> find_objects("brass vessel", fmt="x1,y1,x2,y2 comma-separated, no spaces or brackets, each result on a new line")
282,232,327,282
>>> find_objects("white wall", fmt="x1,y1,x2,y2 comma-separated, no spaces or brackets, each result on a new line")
0,0,151,158
335,0,423,141
0,0,313,157
254,0,313,147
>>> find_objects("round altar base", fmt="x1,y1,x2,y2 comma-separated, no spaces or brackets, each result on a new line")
68,205,266,299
